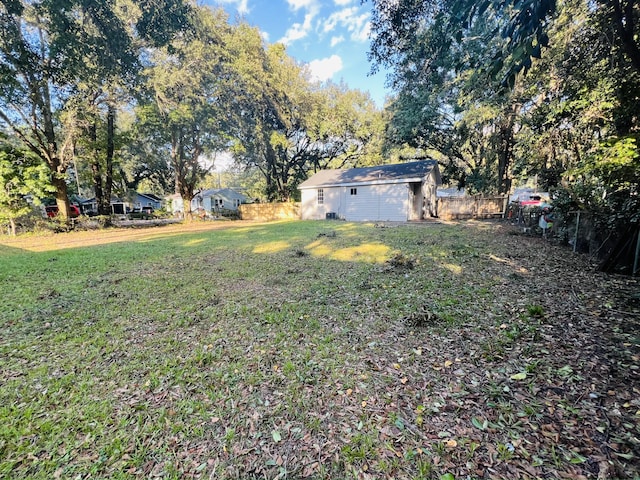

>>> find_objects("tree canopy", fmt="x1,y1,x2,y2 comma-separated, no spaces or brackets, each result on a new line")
0,0,190,219
368,0,639,236
1,1,385,224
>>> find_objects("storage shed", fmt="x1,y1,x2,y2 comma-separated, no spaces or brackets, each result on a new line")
299,160,442,222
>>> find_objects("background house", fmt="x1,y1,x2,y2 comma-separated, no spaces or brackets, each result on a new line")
299,160,442,222
75,195,97,215
132,193,162,211
78,193,162,215
193,188,246,213
169,189,247,216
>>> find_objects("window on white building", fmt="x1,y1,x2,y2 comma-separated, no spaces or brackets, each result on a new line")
317,189,324,205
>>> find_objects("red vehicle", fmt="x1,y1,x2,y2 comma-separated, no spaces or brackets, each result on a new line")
45,204,81,218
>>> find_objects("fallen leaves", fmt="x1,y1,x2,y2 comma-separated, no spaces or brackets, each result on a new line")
3,220,640,479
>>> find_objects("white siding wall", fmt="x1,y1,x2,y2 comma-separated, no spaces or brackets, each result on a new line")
301,183,411,221
171,197,184,214
301,187,344,219
301,189,322,219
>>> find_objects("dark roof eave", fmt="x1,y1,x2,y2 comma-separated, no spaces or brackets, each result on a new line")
300,176,429,189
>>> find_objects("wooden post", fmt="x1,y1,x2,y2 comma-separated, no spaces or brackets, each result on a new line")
573,212,580,253
633,227,640,276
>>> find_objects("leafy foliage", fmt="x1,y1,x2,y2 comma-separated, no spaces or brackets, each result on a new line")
369,0,640,241
0,139,54,234
372,0,523,193
138,6,237,215
562,135,640,230
0,0,190,218
367,0,556,88
226,39,385,202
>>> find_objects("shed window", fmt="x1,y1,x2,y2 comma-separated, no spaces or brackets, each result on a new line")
350,188,357,195
317,189,324,205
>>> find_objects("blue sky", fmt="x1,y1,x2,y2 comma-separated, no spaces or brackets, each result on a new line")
206,0,389,107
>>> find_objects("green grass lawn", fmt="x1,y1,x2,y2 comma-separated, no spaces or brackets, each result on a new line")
1,220,638,479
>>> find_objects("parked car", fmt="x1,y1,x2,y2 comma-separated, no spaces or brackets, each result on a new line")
129,206,155,219
45,204,80,218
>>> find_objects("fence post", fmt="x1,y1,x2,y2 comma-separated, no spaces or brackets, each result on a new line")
573,212,580,253
634,227,640,276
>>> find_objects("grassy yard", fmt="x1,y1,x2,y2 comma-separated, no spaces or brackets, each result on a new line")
0,220,638,479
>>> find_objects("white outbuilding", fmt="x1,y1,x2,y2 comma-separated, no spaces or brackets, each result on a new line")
299,160,442,222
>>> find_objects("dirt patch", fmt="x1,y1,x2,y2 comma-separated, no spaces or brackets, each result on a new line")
0,220,260,252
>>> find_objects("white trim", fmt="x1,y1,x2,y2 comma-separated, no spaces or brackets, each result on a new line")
299,176,426,190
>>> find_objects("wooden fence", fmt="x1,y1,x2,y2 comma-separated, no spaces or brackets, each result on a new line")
239,202,300,221
238,196,506,222
437,195,507,220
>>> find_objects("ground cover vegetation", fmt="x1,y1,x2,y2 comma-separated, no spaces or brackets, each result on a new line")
1,220,638,479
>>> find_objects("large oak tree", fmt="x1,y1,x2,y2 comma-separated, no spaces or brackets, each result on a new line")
0,0,189,219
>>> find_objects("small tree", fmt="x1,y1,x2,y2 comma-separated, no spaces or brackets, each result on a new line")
0,142,55,235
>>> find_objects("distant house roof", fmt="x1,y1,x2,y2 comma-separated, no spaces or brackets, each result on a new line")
299,160,442,189
437,187,466,198
197,188,246,199
139,192,163,202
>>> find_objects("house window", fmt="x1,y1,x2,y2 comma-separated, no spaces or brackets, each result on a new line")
317,189,324,205
350,188,357,195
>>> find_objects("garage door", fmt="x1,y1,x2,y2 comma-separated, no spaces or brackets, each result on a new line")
345,184,408,221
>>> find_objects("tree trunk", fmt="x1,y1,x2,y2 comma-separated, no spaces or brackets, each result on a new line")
497,103,519,194
89,120,108,215
497,125,513,194
611,0,640,73
182,191,194,220
53,174,71,219
171,129,194,220
105,103,115,213
264,147,278,202
42,98,71,219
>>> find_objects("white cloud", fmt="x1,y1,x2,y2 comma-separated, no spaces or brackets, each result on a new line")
321,7,370,42
216,0,250,14
330,35,344,47
352,20,371,42
308,55,343,82
333,0,353,5
260,30,270,42
278,1,320,46
279,12,315,45
286,0,317,10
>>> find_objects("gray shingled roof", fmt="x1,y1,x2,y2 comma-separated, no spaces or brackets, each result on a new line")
299,160,441,189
